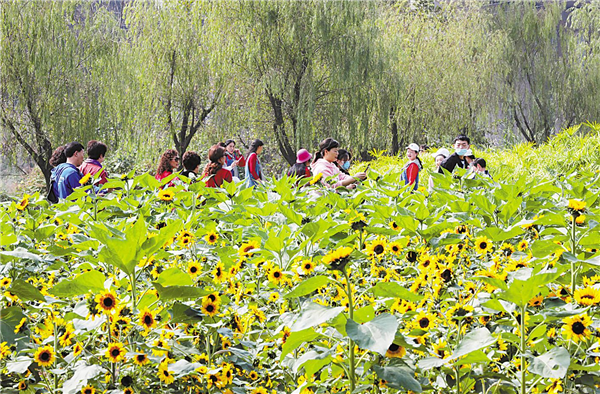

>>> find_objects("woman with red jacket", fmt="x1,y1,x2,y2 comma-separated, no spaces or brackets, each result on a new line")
401,143,423,191
245,139,264,188
203,145,233,188
155,149,180,187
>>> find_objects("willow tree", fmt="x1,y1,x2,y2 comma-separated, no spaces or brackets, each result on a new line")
222,0,379,164
0,1,120,188
122,0,231,159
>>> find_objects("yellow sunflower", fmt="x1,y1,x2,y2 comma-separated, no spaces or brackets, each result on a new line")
389,241,403,256
447,304,474,327
15,195,30,211
158,364,175,384
411,311,437,330
385,343,406,358
133,352,149,366
473,236,493,255
322,246,353,270
300,260,315,275
138,309,157,331
267,266,285,285
366,239,387,258
309,172,323,185
568,199,586,212
204,231,219,245
563,314,592,343
389,221,400,231
516,239,528,251
202,300,219,317
123,388,134,394
34,345,55,367
105,342,126,363
79,173,92,185
0,277,11,287
14,317,27,334
212,262,228,283
546,379,563,394
239,240,260,257
95,290,119,314
528,294,544,307
18,380,28,390
432,339,448,359
187,261,201,277
158,189,175,202
72,342,83,357
81,385,95,394
574,287,600,306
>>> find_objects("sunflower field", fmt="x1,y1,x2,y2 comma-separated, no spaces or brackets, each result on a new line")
1,164,600,394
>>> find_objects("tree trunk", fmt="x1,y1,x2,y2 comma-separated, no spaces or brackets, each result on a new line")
267,89,296,165
389,106,399,155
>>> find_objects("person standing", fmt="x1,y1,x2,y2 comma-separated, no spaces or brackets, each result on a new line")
203,145,233,188
79,140,108,185
245,139,264,188
429,148,449,191
223,139,246,179
439,135,471,174
311,138,366,189
401,143,423,191
51,142,85,199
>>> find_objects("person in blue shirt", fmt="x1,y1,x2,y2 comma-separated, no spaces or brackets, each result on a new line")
51,142,85,199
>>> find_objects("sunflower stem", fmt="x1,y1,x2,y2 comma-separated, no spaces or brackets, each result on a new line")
53,321,58,391
520,304,526,394
130,273,137,311
342,267,356,393
571,215,578,295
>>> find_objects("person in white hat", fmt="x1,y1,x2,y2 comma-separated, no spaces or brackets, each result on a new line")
429,147,450,191
401,143,423,191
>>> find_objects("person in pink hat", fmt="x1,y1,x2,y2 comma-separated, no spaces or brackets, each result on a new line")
287,148,313,179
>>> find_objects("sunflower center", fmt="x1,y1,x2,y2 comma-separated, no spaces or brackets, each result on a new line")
111,348,120,357
419,318,429,328
206,305,215,312
573,322,586,335
407,251,417,262
103,297,114,308
137,355,146,362
582,294,594,300
388,343,400,352
274,272,281,278
480,242,487,249
40,351,51,361
441,269,452,282
144,315,153,325
208,294,217,302
374,245,384,255
210,235,216,242
84,389,92,394
190,266,197,273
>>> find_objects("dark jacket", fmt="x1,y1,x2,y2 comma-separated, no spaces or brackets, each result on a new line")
51,163,83,199
438,153,468,174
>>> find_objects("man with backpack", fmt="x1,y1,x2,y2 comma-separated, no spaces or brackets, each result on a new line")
51,142,85,199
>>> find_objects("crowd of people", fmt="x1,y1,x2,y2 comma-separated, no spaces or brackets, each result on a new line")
47,134,491,201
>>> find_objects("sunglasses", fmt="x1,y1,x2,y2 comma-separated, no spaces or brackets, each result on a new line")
172,157,180,161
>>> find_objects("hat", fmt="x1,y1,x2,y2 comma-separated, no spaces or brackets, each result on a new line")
434,148,450,158
406,143,420,153
296,149,312,163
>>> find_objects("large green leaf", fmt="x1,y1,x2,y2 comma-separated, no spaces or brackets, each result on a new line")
169,302,203,324
290,302,344,332
0,307,26,344
156,267,193,287
6,357,32,374
0,247,43,262
153,283,208,301
450,327,496,360
50,270,105,297
373,365,422,393
370,282,423,302
346,314,398,356
8,279,45,302
285,276,332,299
280,328,321,360
62,363,106,394
528,347,570,379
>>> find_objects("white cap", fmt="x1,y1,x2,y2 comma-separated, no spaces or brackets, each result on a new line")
406,143,420,153
434,148,450,158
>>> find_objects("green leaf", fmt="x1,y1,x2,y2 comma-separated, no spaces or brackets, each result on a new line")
152,283,208,301
156,267,193,287
50,270,105,297
373,365,422,393
346,314,399,356
285,276,332,299
290,302,344,332
169,302,203,324
8,279,45,302
0,307,26,344
280,328,321,360
0,247,43,262
481,226,524,243
449,327,496,360
528,347,570,379
370,282,423,302
62,364,106,394
6,357,32,374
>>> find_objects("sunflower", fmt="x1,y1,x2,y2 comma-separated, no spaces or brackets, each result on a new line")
18,380,28,390
205,292,221,304
406,250,418,263
454,225,469,235
212,262,228,283
79,173,92,185
438,266,453,283
563,314,592,343
389,241,403,256
447,304,474,327
248,370,259,380
133,352,149,366
204,231,219,245
158,364,175,384
95,290,119,314
391,299,417,314
123,389,134,394
546,379,563,394
499,243,515,256
309,172,323,185
105,342,126,362
202,300,219,317
366,239,387,258
59,328,75,347
568,199,586,212
473,236,493,255
15,195,29,211
139,309,157,331
411,311,437,330
34,345,55,367
432,339,448,359
322,246,353,271
179,235,193,247
516,239,528,251
81,386,95,394
267,266,284,285
72,342,83,357
268,292,280,303
528,295,544,307
389,221,400,231
239,240,260,257
385,343,406,358
300,260,315,275
158,189,175,201
187,261,201,277
574,287,600,306
0,277,11,287
14,317,27,334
